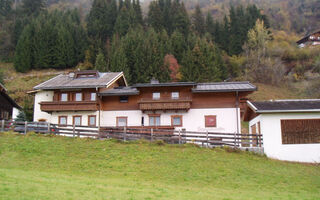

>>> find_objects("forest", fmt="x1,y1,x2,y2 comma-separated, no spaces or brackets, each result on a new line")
0,0,319,87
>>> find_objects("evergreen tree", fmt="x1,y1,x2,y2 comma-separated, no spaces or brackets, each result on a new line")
14,24,34,72
22,0,45,17
15,110,26,122
148,1,164,32
95,50,107,71
171,1,190,36
0,0,13,16
114,6,130,36
192,5,205,36
87,0,118,42
169,30,186,62
205,12,214,36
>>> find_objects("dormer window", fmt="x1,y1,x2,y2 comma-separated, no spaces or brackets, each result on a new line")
75,93,82,101
74,71,99,79
61,93,68,102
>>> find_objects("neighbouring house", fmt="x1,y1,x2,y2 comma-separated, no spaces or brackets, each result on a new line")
244,99,320,163
32,70,257,133
0,83,20,120
296,30,320,48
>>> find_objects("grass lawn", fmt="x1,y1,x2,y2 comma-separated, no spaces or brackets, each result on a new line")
0,133,319,200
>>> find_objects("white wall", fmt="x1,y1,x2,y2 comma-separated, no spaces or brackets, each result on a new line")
12,107,20,120
50,111,98,126
101,108,240,133
250,113,320,163
34,91,54,122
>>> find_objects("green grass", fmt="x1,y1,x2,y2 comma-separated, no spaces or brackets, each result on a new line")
0,133,319,199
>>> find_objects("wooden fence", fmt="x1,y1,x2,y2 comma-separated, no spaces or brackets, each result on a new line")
0,120,263,148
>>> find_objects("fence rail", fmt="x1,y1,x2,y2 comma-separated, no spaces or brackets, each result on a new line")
0,120,263,148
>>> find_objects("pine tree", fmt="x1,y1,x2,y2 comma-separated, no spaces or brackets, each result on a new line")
14,24,34,72
114,6,130,36
171,1,190,36
22,0,45,16
0,0,13,16
192,5,205,36
95,50,107,71
205,12,214,36
87,0,118,42
148,1,164,32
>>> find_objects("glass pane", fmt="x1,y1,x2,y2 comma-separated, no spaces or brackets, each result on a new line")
74,117,81,126
60,117,66,125
173,117,181,125
91,93,96,101
89,116,95,125
152,92,160,100
149,117,154,126
75,93,82,101
118,118,127,126
61,93,68,101
172,92,179,99
155,116,160,126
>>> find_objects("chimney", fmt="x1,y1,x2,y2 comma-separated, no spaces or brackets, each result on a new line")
150,77,159,84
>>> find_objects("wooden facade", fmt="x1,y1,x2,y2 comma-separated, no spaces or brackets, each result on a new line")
0,84,19,120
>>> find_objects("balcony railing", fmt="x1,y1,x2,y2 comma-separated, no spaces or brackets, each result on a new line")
40,101,98,112
138,97,192,111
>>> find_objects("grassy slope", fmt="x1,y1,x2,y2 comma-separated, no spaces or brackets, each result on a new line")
0,133,319,200
0,63,69,104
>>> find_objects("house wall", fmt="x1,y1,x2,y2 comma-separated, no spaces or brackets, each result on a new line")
50,111,98,126
249,113,320,163
34,91,54,122
100,108,240,133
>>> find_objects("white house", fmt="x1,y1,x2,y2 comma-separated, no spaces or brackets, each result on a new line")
244,99,320,163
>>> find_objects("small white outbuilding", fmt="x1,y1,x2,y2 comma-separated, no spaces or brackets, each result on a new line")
244,99,320,163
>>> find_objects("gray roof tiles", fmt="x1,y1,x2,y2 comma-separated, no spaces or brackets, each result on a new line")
192,82,257,92
248,99,320,113
34,72,123,90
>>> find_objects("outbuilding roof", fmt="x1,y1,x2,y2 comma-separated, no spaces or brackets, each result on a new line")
98,87,139,96
248,99,320,113
133,82,196,87
34,71,125,90
192,81,257,93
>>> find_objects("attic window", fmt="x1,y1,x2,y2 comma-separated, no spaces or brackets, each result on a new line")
74,71,99,79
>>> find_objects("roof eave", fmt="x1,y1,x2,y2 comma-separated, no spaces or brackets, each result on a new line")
256,109,320,114
192,88,257,93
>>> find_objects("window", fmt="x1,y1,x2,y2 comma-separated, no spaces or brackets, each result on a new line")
73,116,82,126
117,117,127,127
119,96,129,103
88,115,96,126
61,93,68,102
171,115,182,126
205,115,217,127
59,116,67,125
91,93,96,101
141,117,144,126
152,92,160,100
75,93,82,101
149,115,160,126
281,119,320,144
171,92,179,99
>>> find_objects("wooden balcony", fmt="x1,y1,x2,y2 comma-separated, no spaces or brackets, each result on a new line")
138,98,192,111
40,101,98,112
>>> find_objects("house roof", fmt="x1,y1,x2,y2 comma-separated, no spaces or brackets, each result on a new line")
98,87,139,96
0,83,21,109
192,82,257,93
0,82,7,92
247,99,320,113
34,71,126,90
296,30,320,44
133,82,196,88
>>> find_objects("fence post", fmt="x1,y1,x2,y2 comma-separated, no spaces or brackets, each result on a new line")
1,120,4,132
206,130,209,147
48,122,51,134
234,132,236,147
151,128,153,142
124,126,127,141
178,129,181,145
24,121,27,135
73,124,75,137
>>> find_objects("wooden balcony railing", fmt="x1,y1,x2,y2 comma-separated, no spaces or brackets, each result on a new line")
40,101,98,112
138,97,192,111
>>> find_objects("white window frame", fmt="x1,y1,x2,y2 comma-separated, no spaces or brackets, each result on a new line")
75,93,82,101
61,93,68,102
171,92,179,99
91,93,96,101
152,92,160,100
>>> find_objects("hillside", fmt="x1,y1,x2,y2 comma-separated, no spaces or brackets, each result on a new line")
0,133,320,199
